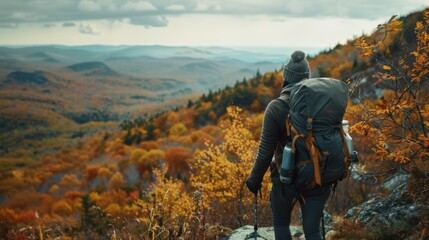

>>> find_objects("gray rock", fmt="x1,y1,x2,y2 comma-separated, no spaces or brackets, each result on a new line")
345,183,424,226
225,225,305,240
382,172,410,191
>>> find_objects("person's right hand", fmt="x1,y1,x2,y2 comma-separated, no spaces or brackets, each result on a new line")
245,177,261,194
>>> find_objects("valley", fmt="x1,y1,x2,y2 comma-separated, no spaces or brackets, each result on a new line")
0,45,320,156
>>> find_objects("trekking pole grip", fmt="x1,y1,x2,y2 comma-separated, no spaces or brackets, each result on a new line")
254,192,258,240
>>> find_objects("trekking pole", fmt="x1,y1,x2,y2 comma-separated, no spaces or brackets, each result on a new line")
253,191,258,240
321,211,326,240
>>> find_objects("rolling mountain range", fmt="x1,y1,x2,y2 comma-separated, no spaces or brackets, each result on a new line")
0,45,322,155
0,7,427,239
0,46,290,112
0,45,322,120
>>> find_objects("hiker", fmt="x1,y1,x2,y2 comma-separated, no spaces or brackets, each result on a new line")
245,51,331,240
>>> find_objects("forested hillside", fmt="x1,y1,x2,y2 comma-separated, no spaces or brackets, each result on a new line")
0,8,427,239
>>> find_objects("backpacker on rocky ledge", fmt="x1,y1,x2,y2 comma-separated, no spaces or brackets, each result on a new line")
277,77,357,192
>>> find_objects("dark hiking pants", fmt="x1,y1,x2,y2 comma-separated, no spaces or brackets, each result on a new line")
270,183,330,240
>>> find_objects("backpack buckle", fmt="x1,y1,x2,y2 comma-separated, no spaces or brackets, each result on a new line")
306,118,313,130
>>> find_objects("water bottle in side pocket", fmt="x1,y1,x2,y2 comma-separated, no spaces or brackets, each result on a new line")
280,142,294,184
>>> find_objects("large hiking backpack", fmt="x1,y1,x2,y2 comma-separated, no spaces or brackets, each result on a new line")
282,77,351,191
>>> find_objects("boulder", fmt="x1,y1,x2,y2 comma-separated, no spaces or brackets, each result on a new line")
225,225,305,240
225,211,333,239
382,171,410,191
345,183,424,226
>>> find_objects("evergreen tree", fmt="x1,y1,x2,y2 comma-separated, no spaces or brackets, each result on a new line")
255,68,261,80
187,99,193,108
207,90,214,102
146,118,155,141
80,194,110,237
123,129,134,145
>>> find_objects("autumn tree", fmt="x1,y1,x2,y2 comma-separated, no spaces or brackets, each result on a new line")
164,146,191,176
190,106,271,228
346,15,429,234
133,167,194,239
352,11,428,173
169,122,188,137
51,200,72,216
108,172,125,189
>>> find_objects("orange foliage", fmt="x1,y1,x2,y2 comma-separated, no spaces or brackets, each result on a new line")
140,140,159,150
86,165,99,182
0,208,36,225
164,146,191,174
109,172,125,189
59,174,80,187
352,11,429,171
104,203,121,216
64,191,84,200
51,200,72,216
94,189,129,209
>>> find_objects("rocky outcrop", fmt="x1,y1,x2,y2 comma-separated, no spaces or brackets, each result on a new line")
226,172,423,239
225,212,333,240
225,225,304,240
382,172,410,191
345,182,425,226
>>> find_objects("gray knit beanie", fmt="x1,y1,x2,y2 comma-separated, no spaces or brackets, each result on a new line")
282,50,310,85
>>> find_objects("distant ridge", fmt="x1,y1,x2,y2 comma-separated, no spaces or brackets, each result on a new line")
5,71,50,85
26,52,60,63
66,61,118,76
26,52,52,59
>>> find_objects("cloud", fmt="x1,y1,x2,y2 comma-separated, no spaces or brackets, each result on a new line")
79,22,100,34
43,23,56,28
284,1,310,15
62,22,76,27
121,1,157,11
0,0,426,28
129,16,168,28
165,4,186,11
193,3,209,11
78,0,101,12
0,23,18,29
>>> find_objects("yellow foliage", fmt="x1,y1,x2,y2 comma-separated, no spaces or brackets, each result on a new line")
109,172,125,189
97,167,112,178
123,204,139,216
169,122,188,136
130,148,148,162
190,106,270,227
139,149,165,166
51,200,72,216
59,174,80,187
133,166,194,237
104,203,121,216
48,184,60,193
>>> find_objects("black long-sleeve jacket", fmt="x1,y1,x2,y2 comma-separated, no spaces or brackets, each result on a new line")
249,86,291,185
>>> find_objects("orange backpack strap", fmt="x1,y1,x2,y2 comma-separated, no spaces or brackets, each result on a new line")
339,125,352,176
286,114,292,137
291,133,303,154
305,118,322,186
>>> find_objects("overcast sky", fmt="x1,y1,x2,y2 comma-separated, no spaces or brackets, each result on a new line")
0,0,427,48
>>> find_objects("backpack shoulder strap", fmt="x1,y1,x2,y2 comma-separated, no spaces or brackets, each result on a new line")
274,96,291,173
339,125,352,178
276,96,291,138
